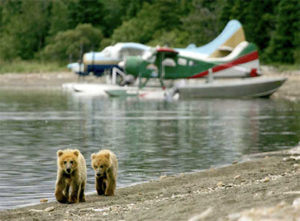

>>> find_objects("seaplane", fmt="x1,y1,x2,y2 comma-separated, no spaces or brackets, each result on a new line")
65,20,286,99
67,42,150,77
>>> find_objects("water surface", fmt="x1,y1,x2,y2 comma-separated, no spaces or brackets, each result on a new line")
0,88,299,210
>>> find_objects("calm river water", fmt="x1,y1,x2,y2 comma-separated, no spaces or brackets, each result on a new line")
0,88,299,210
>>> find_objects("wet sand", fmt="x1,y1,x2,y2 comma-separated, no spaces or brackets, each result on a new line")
0,67,300,220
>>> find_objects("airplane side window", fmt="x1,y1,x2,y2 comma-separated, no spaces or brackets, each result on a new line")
189,60,195,66
178,58,187,66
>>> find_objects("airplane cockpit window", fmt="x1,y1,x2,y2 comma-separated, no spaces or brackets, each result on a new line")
162,58,176,67
119,48,145,60
142,50,156,63
119,50,128,60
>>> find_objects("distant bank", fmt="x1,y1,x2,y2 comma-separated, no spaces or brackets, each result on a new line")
0,66,299,102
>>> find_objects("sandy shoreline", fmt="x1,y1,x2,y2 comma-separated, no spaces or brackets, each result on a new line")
0,71,106,89
0,146,300,220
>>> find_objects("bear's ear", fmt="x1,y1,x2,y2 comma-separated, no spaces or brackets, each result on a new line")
104,152,110,159
91,153,96,160
73,149,79,157
57,150,64,157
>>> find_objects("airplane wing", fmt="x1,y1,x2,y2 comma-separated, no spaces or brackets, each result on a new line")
156,47,178,56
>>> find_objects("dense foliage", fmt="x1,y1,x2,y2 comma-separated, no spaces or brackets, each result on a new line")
0,0,299,64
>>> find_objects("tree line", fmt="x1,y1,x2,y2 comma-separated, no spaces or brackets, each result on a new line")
0,0,299,64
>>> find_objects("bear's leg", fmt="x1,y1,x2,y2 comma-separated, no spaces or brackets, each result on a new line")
69,182,80,203
96,177,106,195
105,176,116,196
102,180,107,193
55,180,68,203
79,181,86,202
65,184,70,198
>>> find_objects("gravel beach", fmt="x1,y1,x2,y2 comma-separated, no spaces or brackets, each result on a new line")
0,67,299,220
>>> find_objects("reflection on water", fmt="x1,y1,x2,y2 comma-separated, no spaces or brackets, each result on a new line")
0,89,299,210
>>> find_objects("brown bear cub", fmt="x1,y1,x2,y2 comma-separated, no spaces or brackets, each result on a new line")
91,149,118,196
55,149,87,203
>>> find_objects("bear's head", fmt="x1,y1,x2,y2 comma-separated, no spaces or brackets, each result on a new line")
57,149,80,175
91,152,111,178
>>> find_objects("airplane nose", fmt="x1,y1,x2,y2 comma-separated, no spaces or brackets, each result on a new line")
122,57,142,77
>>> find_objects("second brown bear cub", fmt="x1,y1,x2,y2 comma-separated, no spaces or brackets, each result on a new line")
91,149,118,196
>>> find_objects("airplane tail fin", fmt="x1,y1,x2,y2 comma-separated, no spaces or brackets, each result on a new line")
180,20,246,58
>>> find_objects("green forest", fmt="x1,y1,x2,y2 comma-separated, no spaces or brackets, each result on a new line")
0,0,299,69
